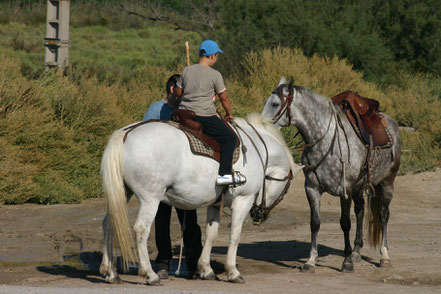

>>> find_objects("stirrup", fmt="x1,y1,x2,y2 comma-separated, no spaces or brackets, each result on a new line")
231,171,246,187
215,171,246,186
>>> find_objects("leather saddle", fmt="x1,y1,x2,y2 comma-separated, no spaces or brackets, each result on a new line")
331,91,391,147
171,109,240,162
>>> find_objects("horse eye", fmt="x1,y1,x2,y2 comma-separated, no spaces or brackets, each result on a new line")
272,102,280,107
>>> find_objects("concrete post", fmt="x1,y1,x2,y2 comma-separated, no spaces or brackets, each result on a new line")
44,0,70,69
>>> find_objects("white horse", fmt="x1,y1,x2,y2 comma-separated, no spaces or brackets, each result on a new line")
99,113,302,285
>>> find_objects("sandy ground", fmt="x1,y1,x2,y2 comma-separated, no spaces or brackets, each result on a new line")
0,168,440,293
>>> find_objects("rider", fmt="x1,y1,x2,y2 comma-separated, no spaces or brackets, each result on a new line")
143,74,202,279
174,40,243,185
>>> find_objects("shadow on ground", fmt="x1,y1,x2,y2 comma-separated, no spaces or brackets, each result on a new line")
37,239,361,282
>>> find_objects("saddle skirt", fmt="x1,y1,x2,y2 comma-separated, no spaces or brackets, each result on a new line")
331,91,391,147
122,113,240,164
170,109,240,164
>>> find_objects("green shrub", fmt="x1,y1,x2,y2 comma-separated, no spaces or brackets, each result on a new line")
1,33,440,204
237,47,441,175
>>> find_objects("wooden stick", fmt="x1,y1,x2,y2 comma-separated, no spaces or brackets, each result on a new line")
185,41,190,66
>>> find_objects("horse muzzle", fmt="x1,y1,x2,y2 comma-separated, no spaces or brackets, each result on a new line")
249,204,269,226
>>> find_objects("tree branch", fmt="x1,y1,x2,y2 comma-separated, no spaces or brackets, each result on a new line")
125,1,215,40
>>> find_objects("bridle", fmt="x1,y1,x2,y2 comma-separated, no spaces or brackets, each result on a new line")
229,120,293,225
250,169,293,226
269,84,349,199
246,123,293,226
271,84,294,126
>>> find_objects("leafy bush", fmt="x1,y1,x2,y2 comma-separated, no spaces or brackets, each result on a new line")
236,47,441,174
1,1,440,204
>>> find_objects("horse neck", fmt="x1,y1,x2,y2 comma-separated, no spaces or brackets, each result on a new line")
292,88,334,144
236,115,293,173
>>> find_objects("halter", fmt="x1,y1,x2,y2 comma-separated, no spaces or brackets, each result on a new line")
271,85,294,125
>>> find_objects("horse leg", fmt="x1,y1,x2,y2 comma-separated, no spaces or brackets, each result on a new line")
340,195,354,272
100,191,133,283
225,195,253,283
133,197,161,285
352,193,364,262
198,205,220,280
302,185,322,273
99,213,121,283
377,182,394,268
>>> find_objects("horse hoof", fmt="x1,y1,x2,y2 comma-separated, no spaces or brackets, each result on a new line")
380,258,392,268
99,264,109,276
352,252,362,263
341,262,354,273
201,271,216,280
146,276,161,286
229,275,245,283
301,264,316,273
106,275,122,284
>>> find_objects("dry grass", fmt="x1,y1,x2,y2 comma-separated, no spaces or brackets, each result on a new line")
1,47,440,204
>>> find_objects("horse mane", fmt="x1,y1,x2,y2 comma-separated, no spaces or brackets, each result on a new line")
235,113,296,172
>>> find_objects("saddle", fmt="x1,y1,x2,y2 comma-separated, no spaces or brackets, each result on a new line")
171,109,240,163
331,91,391,147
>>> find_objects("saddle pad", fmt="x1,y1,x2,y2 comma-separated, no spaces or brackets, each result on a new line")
165,121,240,164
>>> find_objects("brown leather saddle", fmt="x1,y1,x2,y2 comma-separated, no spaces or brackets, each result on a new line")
171,109,240,163
331,91,391,147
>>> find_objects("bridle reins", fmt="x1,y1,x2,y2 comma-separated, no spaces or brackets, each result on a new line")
270,85,350,199
230,120,293,225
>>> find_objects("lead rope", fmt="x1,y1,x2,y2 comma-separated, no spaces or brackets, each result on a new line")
304,101,349,199
247,123,269,208
175,211,186,277
330,103,348,199
229,120,268,207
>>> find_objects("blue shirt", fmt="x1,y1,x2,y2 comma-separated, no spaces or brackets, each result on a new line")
143,100,175,121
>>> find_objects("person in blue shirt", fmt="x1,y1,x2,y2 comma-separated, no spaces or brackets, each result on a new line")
143,74,202,280
143,75,180,121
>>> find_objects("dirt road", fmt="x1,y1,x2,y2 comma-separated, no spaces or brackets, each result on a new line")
0,169,440,293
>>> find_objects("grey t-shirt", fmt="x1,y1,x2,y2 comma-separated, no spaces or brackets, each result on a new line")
176,64,226,116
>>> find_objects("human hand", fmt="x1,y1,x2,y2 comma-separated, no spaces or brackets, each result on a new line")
225,114,234,121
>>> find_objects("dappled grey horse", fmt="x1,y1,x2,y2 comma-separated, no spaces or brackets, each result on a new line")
261,77,401,272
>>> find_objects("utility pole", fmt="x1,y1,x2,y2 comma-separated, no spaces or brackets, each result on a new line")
44,0,70,69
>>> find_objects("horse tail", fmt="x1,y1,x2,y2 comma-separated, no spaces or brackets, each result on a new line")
366,192,382,248
101,129,136,271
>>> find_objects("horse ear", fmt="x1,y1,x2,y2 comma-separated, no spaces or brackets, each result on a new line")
278,76,287,86
288,77,295,88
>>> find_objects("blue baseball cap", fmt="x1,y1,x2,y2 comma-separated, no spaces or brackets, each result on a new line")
199,40,223,57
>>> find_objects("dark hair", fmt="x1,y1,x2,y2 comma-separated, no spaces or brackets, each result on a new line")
199,49,206,57
166,74,181,96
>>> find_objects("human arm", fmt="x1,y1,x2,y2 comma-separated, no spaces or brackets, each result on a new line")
218,91,233,120
213,71,233,120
